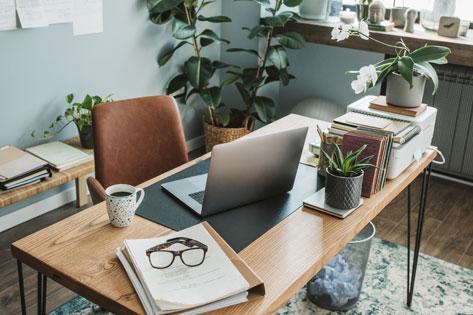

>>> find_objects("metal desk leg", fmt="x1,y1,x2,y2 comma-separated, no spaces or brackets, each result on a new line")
406,163,432,307
42,274,47,314
17,260,26,315
37,272,47,315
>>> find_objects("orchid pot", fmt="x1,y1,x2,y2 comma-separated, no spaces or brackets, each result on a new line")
386,72,426,108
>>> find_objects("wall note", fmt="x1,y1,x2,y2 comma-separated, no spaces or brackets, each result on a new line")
72,0,103,36
16,0,49,28
0,0,16,31
44,0,73,24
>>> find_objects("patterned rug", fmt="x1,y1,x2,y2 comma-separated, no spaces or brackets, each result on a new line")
50,238,473,315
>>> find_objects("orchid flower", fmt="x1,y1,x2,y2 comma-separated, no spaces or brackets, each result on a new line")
350,65,378,94
331,23,352,42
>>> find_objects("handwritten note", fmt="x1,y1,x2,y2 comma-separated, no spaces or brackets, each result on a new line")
16,0,49,28
44,0,73,24
0,0,16,31
72,0,102,36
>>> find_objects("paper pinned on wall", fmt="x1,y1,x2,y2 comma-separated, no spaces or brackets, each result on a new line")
0,0,16,31
43,0,73,24
72,0,103,36
16,0,49,28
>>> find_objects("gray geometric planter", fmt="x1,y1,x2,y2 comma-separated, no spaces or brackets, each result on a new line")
325,169,363,210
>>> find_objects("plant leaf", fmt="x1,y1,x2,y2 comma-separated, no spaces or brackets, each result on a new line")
172,18,196,39
197,15,231,23
254,96,275,123
158,41,188,66
227,48,260,58
409,45,451,63
199,86,222,109
198,29,230,44
283,0,303,7
397,56,414,88
414,61,439,94
147,0,184,13
167,73,188,95
215,112,230,127
277,32,305,49
183,56,213,89
267,45,289,70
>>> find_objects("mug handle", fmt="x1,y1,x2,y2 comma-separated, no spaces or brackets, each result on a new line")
135,188,145,210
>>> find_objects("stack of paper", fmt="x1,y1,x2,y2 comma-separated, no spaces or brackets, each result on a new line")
0,146,51,191
117,223,265,315
26,141,92,171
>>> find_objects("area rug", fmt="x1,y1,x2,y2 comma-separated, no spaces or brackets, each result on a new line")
49,238,473,315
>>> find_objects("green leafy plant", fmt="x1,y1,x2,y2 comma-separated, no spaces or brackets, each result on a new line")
32,93,112,139
147,0,236,127
323,144,373,177
331,22,451,94
226,0,306,123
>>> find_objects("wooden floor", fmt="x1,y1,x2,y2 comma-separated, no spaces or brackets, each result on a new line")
1,173,472,314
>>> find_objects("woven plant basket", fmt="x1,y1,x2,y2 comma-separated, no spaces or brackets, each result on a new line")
203,116,253,152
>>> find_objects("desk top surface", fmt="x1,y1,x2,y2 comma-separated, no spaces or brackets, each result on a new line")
11,114,436,314
0,137,94,208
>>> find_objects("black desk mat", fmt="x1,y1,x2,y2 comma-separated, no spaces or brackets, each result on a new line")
136,159,320,252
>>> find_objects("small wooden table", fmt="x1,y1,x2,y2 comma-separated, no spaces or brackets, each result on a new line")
0,138,94,209
11,115,435,314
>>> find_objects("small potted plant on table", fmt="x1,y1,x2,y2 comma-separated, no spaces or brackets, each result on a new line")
323,144,373,210
33,93,112,149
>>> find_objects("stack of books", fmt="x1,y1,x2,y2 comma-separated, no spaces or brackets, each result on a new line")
341,129,393,197
117,223,265,314
0,146,51,191
328,112,420,145
26,141,92,172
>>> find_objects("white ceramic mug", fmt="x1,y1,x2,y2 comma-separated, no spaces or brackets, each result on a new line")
105,184,145,227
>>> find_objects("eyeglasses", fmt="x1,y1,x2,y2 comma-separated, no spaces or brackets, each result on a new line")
145,237,208,269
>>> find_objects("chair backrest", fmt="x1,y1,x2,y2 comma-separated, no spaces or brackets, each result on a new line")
92,95,188,189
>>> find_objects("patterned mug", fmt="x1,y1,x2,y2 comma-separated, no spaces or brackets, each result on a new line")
105,184,145,227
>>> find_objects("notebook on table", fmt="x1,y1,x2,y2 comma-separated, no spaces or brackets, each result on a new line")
0,146,48,182
26,141,92,172
116,222,265,315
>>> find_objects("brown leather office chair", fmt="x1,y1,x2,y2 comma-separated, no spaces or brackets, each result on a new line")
87,96,188,204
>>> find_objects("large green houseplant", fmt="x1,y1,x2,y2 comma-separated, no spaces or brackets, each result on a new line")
33,93,112,149
147,0,243,151
227,0,306,124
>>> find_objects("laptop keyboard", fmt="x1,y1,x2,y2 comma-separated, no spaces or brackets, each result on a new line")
189,191,205,204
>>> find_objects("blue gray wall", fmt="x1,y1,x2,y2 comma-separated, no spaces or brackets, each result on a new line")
0,0,221,218
0,0,383,220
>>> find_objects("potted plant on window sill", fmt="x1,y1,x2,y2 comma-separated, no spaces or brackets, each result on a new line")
323,144,373,210
33,93,112,149
331,21,451,107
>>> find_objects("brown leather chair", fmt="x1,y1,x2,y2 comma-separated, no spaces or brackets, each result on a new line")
87,95,188,204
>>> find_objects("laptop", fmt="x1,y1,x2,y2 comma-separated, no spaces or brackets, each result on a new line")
161,127,308,217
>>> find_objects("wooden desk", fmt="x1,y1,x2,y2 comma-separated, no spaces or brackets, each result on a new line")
11,115,436,314
0,138,94,208
276,20,473,67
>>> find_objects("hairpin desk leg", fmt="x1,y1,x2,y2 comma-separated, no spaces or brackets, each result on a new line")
407,163,432,307
42,274,47,314
37,272,43,315
17,260,26,315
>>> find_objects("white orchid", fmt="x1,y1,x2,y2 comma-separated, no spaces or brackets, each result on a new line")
331,23,352,42
350,65,378,94
358,21,370,40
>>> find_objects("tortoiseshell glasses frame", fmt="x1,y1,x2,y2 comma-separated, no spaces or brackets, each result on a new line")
145,237,208,269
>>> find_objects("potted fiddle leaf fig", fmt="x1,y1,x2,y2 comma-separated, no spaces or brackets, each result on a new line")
147,0,245,152
331,21,451,107
323,144,373,210
227,0,306,125
32,93,113,149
